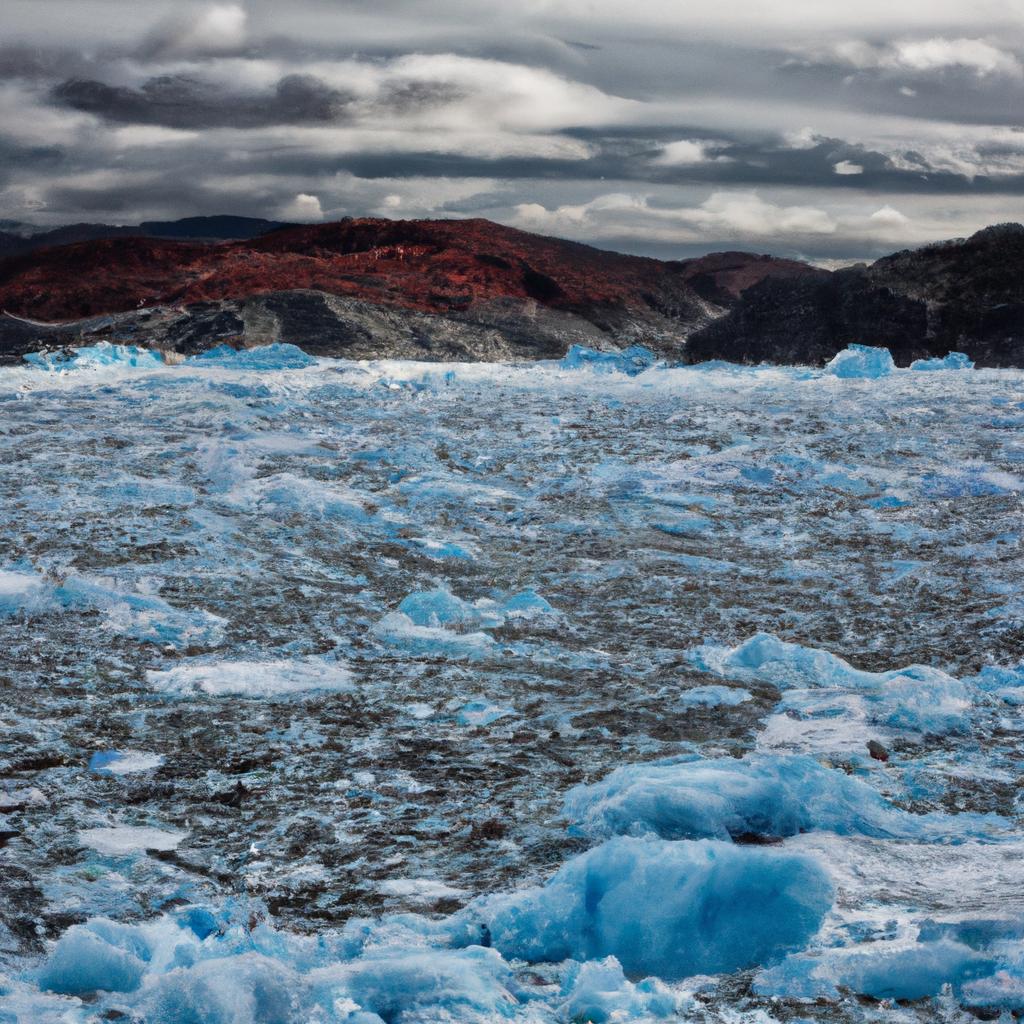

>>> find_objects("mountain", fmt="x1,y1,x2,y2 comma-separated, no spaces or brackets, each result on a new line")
0,218,808,363
686,224,1024,367
1,216,1023,365
0,215,287,260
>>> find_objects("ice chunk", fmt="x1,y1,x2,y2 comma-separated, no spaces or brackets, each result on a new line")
55,575,227,648
456,699,515,727
89,750,165,776
563,754,994,843
757,939,995,1001
374,585,554,658
559,344,659,376
825,344,895,379
24,341,165,372
373,610,495,658
78,826,186,856
187,343,316,370
453,836,832,980
377,878,469,902
145,953,301,1024
911,351,974,371
397,589,483,629
678,685,752,708
689,633,976,735
963,970,1024,1012
308,946,517,1023
688,632,882,689
38,919,150,995
0,569,50,617
146,657,353,698
559,956,682,1022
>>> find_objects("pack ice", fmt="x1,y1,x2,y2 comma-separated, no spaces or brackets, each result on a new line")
1,343,1023,1023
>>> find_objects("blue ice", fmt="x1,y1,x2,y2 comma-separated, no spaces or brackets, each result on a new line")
187,343,317,370
757,939,995,1001
558,344,659,376
558,956,682,1021
911,352,975,371
23,341,165,372
450,836,833,980
689,633,978,735
562,754,998,843
825,344,896,379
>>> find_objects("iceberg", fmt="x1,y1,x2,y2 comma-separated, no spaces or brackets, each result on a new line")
558,344,659,376
757,939,995,1001
558,956,682,1022
689,633,976,735
186,343,316,370
0,568,226,645
452,836,833,980
23,341,165,372
145,953,301,1024
89,750,165,776
963,970,1024,1013
562,754,995,842
308,946,518,1023
39,919,151,995
0,568,50,617
373,586,555,658
825,344,895,379
911,351,974,371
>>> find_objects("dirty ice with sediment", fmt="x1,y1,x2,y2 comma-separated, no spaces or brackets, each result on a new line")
0,341,1023,1023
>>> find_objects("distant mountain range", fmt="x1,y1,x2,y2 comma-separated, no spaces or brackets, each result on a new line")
0,215,289,259
1,215,1022,366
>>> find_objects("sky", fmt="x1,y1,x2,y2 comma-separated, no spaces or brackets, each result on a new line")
3,0,1024,262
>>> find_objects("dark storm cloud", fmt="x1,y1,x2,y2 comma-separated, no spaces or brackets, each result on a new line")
52,73,354,129
4,0,1024,258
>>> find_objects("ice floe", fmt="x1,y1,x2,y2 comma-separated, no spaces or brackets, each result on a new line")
146,657,353,698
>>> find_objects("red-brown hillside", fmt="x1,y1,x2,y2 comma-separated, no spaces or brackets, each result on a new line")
0,216,816,323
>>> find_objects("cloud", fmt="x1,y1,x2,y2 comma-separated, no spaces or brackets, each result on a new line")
801,36,1023,78
143,3,248,57
280,192,323,221
652,140,722,166
513,190,838,242
5,0,1024,259
52,73,353,129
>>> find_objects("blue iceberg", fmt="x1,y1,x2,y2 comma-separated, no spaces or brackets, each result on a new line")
825,344,895,379
911,351,974,371
688,633,977,735
187,343,316,370
558,956,682,1022
562,753,995,843
451,836,832,980
559,345,659,376
24,341,165,372
757,939,995,1001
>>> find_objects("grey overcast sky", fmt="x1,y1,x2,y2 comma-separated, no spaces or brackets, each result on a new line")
3,0,1024,261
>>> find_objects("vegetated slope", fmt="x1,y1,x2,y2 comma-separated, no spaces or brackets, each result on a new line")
685,223,1024,367
11,215,1024,367
0,217,815,362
